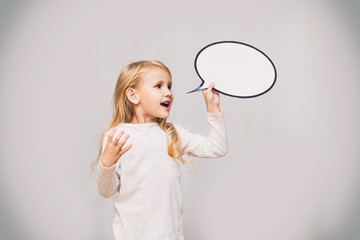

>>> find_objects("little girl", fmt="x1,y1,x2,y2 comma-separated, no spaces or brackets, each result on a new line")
96,60,227,240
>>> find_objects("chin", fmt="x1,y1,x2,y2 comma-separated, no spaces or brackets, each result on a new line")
158,114,170,120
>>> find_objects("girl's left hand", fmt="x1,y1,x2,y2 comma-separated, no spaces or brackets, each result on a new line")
202,82,221,113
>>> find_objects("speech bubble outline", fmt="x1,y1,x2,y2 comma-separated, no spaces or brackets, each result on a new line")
188,41,277,98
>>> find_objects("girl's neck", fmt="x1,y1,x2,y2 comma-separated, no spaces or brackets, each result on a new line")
129,115,158,124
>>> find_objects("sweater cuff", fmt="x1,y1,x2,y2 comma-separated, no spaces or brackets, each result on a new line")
206,109,223,119
98,160,117,171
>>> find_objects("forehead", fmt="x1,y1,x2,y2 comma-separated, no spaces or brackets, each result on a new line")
141,67,172,84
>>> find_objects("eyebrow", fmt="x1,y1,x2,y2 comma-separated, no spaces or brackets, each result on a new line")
154,80,172,85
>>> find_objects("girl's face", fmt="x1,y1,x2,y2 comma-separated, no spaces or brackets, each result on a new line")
134,67,173,123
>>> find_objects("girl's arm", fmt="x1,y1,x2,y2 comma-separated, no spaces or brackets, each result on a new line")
96,129,131,198
177,83,228,158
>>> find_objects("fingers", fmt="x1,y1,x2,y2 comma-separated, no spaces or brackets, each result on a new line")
202,82,215,96
107,128,117,143
212,88,220,96
113,130,125,146
117,133,129,147
208,82,215,92
102,128,131,166
120,144,132,155
115,132,131,157
108,128,131,152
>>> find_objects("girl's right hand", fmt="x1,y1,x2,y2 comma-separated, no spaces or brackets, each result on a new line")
101,128,132,167
202,82,221,113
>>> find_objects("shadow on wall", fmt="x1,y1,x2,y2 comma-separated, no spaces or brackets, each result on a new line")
331,0,360,51
0,1,29,51
0,195,28,240
325,1,360,239
0,2,32,240
315,192,360,240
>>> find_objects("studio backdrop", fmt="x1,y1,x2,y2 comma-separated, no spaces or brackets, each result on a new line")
0,1,360,240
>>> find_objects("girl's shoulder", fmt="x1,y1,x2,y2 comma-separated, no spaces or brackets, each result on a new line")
103,124,127,138
172,123,193,137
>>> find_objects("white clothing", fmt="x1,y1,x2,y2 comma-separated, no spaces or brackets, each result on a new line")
97,111,227,240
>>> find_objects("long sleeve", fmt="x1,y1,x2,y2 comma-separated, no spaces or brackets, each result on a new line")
176,111,228,158
96,132,120,198
95,116,226,238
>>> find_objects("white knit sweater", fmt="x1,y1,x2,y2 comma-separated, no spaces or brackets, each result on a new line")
97,111,227,240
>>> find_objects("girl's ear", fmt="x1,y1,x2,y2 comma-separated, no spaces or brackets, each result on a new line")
126,88,140,104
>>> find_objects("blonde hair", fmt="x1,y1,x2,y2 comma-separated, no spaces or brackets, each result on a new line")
97,60,185,164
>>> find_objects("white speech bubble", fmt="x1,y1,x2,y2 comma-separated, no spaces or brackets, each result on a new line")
188,41,277,98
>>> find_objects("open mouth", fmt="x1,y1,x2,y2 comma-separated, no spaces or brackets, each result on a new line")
160,101,170,108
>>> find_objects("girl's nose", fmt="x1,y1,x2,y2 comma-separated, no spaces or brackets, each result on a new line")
164,88,172,97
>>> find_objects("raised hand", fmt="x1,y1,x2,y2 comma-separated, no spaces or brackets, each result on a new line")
101,128,132,167
202,82,221,113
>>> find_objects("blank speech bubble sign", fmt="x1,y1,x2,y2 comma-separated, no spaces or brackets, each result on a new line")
188,41,277,98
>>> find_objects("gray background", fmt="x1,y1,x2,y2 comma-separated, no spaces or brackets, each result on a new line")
1,0,360,239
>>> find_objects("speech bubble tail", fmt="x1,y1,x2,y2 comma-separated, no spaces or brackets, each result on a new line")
187,86,206,94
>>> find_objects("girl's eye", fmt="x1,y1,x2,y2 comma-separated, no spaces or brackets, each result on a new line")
168,85,172,90
155,84,161,89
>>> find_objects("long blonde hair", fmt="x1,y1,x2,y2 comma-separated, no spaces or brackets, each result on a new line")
98,60,185,164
